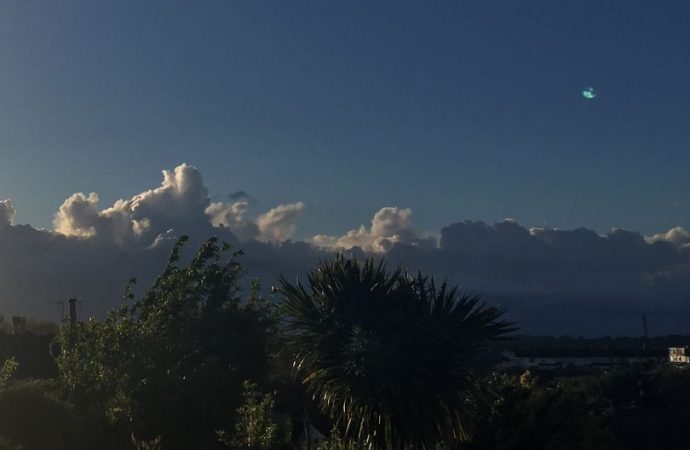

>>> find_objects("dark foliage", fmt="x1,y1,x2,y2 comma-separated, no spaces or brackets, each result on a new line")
464,373,615,450
280,256,514,449
0,379,108,450
56,237,278,450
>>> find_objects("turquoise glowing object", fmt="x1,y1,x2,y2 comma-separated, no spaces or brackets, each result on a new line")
582,87,597,99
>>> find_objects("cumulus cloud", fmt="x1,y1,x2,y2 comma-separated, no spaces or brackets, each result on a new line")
206,200,305,242
52,164,212,245
53,192,144,243
206,201,260,240
257,202,305,242
312,207,434,252
646,227,690,247
51,164,305,247
0,200,15,228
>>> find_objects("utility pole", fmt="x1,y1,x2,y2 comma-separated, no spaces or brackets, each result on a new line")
68,298,78,327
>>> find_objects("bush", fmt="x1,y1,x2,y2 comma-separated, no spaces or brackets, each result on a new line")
0,358,17,388
56,237,278,449
0,379,108,450
463,372,615,450
218,380,292,450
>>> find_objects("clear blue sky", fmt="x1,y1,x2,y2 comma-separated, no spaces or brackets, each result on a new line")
0,0,688,238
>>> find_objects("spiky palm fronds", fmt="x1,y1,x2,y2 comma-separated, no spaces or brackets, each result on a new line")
280,256,514,450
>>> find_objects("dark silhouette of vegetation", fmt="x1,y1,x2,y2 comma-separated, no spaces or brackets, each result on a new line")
56,236,278,450
280,256,514,449
0,238,688,449
0,378,109,450
463,372,615,450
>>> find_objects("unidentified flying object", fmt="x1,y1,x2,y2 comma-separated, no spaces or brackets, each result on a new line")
582,87,597,99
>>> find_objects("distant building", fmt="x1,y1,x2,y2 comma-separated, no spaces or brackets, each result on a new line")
668,347,690,364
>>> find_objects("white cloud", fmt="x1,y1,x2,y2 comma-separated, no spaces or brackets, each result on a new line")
206,199,306,242
312,206,426,252
97,163,212,244
54,192,108,239
52,163,212,245
646,227,690,247
205,201,260,240
0,200,16,228
51,164,305,247
257,202,305,242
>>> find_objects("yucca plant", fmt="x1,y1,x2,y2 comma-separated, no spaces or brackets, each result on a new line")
280,256,514,450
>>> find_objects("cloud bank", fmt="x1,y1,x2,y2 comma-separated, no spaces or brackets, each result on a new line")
0,164,310,321
51,164,304,248
1,163,689,335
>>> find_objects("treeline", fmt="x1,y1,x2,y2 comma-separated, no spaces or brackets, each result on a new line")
503,335,690,352
0,237,689,450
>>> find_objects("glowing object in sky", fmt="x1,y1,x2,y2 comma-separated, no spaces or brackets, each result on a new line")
582,87,597,99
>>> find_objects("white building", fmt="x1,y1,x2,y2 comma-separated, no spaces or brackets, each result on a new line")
669,347,690,364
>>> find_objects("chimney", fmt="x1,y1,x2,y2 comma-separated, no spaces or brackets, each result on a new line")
642,314,648,339
68,298,78,327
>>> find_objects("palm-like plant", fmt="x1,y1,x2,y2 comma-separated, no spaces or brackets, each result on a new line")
280,256,514,450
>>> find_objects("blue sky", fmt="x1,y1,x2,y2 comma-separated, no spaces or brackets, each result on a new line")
0,0,688,239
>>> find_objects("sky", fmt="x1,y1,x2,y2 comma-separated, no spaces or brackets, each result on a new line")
0,1,689,335
0,0,688,238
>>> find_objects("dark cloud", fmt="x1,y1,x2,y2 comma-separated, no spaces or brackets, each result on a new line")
384,220,690,335
228,190,258,206
0,222,169,320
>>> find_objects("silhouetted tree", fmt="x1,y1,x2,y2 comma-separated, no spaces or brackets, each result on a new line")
280,256,514,449
56,237,277,450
